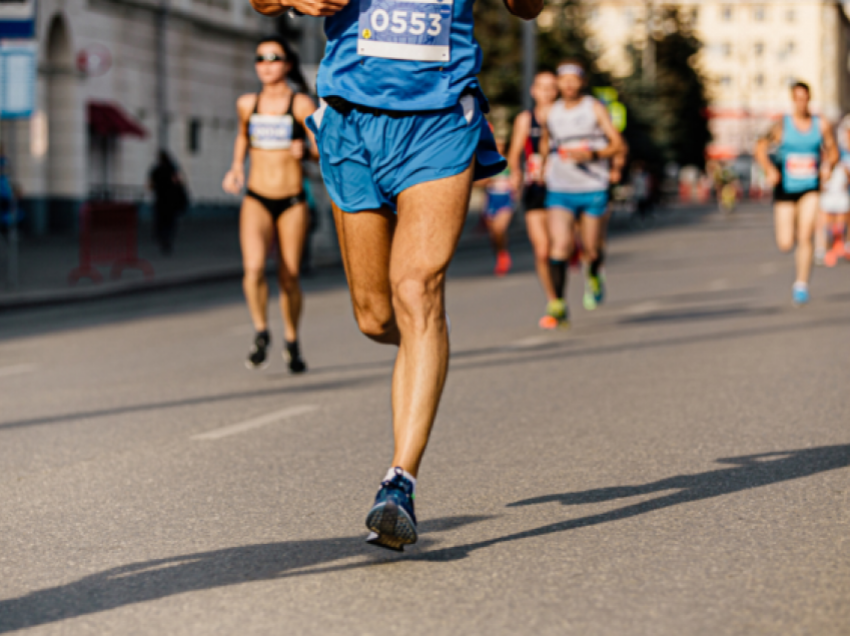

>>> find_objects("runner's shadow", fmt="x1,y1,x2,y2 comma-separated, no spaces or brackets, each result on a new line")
411,444,850,563
0,515,490,633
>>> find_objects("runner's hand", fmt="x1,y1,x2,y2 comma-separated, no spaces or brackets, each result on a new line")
569,149,594,163
764,166,780,187
510,172,523,196
610,168,622,185
250,0,348,16
290,140,305,160
222,169,244,195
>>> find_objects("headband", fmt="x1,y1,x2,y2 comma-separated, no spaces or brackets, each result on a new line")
557,64,585,78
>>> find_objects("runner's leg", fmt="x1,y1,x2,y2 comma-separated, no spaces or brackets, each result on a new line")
275,201,309,343
389,162,474,476
525,209,556,300
795,192,819,285
548,206,575,300
332,203,399,345
240,197,275,332
489,210,512,253
774,201,797,253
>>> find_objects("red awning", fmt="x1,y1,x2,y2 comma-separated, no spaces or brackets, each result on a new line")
87,101,147,138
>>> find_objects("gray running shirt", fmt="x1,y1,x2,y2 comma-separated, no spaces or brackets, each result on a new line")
545,96,610,193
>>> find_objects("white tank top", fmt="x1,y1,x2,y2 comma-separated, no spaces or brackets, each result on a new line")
545,96,610,193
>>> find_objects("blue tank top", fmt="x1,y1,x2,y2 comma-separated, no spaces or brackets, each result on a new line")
780,115,822,193
317,0,482,111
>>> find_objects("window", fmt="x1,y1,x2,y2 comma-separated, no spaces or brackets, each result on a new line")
690,7,699,24
786,8,795,22
721,41,732,58
753,5,765,22
754,74,765,88
754,42,764,57
721,5,733,22
187,118,202,154
720,75,732,87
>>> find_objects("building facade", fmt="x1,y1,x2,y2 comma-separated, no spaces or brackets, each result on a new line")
7,0,278,235
578,0,850,160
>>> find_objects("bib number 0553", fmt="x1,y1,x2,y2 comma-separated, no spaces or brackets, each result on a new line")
358,0,453,62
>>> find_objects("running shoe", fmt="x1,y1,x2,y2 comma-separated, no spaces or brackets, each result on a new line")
539,298,569,330
583,273,604,311
284,340,307,374
494,250,512,277
365,468,418,551
792,284,810,306
245,331,271,369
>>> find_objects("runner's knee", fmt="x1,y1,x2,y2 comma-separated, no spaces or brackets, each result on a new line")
777,237,794,252
391,275,442,328
243,266,265,285
353,297,397,342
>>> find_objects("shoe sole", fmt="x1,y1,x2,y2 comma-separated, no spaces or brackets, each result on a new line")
244,357,271,371
365,500,418,550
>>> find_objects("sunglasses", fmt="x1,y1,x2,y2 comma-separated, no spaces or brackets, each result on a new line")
255,54,286,63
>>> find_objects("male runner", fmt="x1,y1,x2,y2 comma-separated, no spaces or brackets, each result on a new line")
251,0,542,550
507,71,561,327
540,60,624,320
755,82,838,305
480,138,516,276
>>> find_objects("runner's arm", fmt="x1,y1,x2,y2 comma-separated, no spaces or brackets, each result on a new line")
507,112,530,193
592,100,624,160
293,93,320,162
222,96,252,194
821,119,840,172
250,0,348,17
539,126,550,185
755,122,782,186
503,0,543,20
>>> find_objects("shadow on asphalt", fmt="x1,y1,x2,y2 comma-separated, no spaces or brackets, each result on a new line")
0,312,845,433
0,515,492,633
2,445,847,632
618,305,781,325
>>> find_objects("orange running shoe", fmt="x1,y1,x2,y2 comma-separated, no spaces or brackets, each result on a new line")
539,299,568,330
494,250,512,276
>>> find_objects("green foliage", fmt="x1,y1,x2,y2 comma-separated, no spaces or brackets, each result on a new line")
621,5,712,168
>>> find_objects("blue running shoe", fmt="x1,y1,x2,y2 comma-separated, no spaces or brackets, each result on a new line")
365,468,418,551
792,284,810,306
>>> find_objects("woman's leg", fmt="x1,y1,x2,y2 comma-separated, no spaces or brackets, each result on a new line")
525,209,556,301
774,201,797,253
488,210,513,253
276,202,310,342
240,197,275,332
795,192,819,285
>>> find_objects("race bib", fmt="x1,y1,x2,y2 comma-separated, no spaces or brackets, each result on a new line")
525,153,542,183
556,141,590,161
358,0,453,63
785,153,818,179
249,114,293,150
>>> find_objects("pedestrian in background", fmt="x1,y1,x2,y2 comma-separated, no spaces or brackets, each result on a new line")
148,150,188,255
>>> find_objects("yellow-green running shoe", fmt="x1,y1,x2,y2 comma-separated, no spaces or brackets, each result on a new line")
539,299,569,330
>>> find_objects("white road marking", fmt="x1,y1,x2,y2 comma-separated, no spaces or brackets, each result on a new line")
708,278,729,291
624,301,662,316
505,335,553,349
192,404,319,441
0,363,38,378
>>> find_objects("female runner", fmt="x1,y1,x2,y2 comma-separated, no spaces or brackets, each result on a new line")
507,71,560,328
223,36,318,371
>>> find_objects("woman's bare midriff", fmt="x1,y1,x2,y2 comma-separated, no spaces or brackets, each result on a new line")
246,148,304,198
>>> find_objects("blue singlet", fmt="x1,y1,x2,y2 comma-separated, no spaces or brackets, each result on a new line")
779,115,822,194
317,0,481,111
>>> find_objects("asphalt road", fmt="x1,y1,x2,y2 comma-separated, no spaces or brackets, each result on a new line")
1,203,848,635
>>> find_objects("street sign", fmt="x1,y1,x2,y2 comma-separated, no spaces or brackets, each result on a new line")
0,0,36,39
0,40,36,118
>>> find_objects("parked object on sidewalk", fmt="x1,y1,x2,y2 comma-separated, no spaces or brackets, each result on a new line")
68,202,154,285
148,150,188,255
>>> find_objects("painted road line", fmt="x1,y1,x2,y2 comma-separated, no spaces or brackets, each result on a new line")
624,301,662,316
192,404,319,441
0,363,38,378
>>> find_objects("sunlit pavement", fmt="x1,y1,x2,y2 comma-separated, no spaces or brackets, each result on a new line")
1,203,848,635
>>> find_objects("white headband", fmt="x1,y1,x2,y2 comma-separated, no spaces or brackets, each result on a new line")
557,64,585,78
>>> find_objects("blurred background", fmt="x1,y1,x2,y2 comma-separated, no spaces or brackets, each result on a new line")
2,0,850,299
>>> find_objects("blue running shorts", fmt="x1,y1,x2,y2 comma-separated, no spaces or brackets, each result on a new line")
306,95,505,213
545,190,609,218
484,192,513,217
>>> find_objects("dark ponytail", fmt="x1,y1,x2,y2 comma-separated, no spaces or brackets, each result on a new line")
257,35,310,94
